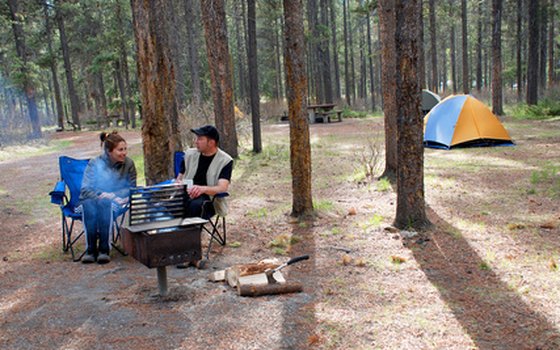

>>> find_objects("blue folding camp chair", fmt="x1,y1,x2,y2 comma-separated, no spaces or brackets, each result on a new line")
49,156,128,262
173,151,228,257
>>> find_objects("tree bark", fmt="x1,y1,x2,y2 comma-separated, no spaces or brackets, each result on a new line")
461,0,469,94
201,0,238,158
527,0,539,105
7,0,42,139
491,0,503,116
330,0,341,101
428,0,437,93
283,0,313,218
517,0,523,101
394,0,429,230
418,0,426,89
476,0,483,92
548,0,556,87
366,9,376,111
378,0,397,182
43,0,64,131
131,0,180,184
247,0,262,153
539,0,549,91
319,0,333,104
343,0,352,106
184,0,203,106
55,0,81,130
115,0,135,127
234,0,248,105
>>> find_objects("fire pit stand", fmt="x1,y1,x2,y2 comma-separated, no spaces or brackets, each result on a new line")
123,184,208,296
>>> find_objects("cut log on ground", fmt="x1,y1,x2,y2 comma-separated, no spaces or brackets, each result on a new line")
238,281,303,297
225,262,279,287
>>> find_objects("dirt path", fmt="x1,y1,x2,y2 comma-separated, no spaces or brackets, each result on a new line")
1,118,560,349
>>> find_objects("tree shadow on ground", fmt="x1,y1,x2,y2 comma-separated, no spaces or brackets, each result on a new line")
280,221,317,349
409,207,560,349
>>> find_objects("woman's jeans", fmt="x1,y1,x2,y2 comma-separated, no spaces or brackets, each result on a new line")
82,198,113,255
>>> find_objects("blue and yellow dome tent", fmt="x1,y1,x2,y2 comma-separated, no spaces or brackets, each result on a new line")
423,94,515,149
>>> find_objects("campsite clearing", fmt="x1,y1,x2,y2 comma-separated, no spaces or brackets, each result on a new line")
0,116,559,349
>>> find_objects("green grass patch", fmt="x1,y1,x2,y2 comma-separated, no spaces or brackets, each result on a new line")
247,207,268,219
129,153,146,186
511,100,560,120
529,163,560,198
376,177,392,192
0,139,73,162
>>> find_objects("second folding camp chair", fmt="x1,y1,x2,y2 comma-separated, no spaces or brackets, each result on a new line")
49,156,127,261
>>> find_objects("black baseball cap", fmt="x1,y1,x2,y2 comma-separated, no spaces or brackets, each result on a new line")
191,125,220,143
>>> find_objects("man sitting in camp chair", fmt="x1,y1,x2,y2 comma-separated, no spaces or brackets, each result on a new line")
176,125,233,220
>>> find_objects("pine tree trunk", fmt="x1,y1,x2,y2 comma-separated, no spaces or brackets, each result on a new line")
184,0,202,106
378,0,397,182
319,0,333,104
234,0,248,105
394,0,429,230
429,0,438,93
201,0,238,158
527,0,539,105
450,21,457,93
418,0,426,89
283,0,313,218
461,0,470,94
7,0,41,139
330,0,341,101
343,0,352,106
115,0,134,127
247,0,262,153
539,1,549,91
43,0,64,131
548,0,556,87
131,0,179,184
476,1,483,92
115,60,129,127
366,10,376,111
491,0,503,116
517,0,523,101
348,0,356,105
55,0,81,130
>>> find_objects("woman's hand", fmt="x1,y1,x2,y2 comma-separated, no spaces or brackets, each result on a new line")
98,192,115,200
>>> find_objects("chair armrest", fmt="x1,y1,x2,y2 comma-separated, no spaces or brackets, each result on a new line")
214,192,229,199
49,180,66,205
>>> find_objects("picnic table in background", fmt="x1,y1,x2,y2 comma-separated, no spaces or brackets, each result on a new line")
307,103,342,123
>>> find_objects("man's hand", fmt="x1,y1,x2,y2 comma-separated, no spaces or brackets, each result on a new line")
187,185,206,199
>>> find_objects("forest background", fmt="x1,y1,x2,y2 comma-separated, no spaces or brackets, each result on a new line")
0,0,558,146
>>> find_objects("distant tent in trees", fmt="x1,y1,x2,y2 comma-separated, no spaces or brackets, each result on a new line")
421,89,441,115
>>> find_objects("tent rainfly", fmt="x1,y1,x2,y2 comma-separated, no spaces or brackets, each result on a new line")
423,94,515,149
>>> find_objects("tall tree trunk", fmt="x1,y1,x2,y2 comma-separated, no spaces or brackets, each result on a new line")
418,0,426,89
131,0,180,184
234,0,248,105
274,16,285,100
476,0,483,92
343,0,351,105
378,0,397,182
359,22,366,101
527,0,539,105
283,0,313,218
319,0,333,104
7,0,42,139
539,0,549,91
548,0,556,87
43,0,64,131
307,0,321,103
461,0,469,94
491,0,503,116
367,10,376,111
115,59,129,127
330,0,341,101
115,0,134,127
394,0,429,230
184,0,202,106
517,0,523,101
348,0,356,105
247,0,262,153
451,25,457,94
200,0,238,158
429,0,437,92
55,0,80,130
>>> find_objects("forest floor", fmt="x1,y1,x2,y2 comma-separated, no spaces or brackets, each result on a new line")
0,116,559,349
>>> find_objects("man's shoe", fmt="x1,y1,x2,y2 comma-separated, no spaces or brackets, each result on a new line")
82,253,96,264
97,253,111,264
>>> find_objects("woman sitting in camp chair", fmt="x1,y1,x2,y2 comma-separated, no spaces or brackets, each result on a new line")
79,131,136,264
